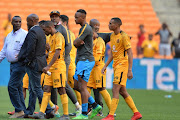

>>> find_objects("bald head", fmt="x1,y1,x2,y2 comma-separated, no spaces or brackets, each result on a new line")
89,19,100,32
27,14,39,30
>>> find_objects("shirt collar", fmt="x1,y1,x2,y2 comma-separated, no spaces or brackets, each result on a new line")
30,24,39,30
12,28,22,36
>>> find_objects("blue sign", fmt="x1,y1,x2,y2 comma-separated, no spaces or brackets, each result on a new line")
105,58,180,90
0,58,180,90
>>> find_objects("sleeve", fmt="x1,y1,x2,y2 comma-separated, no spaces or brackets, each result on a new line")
123,35,131,50
61,26,70,45
55,34,63,50
24,30,37,64
78,24,89,41
0,38,7,63
98,32,111,44
61,27,72,57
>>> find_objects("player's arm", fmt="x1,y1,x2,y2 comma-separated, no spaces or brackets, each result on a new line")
127,48,133,80
74,25,89,48
98,32,112,44
101,50,113,74
42,49,60,73
73,38,84,48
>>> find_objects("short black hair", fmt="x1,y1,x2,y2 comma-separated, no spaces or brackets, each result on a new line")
77,9,87,15
60,15,69,24
39,20,54,27
13,16,21,18
12,16,21,20
111,17,122,26
39,20,46,26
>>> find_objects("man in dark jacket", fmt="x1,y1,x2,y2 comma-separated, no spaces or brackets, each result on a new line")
18,14,53,118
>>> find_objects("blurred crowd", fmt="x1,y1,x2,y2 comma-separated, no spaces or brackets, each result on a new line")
2,13,180,59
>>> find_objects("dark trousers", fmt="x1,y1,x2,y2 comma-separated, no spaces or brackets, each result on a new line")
8,62,26,112
25,64,52,115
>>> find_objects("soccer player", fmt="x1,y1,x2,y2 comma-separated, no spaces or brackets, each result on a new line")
50,11,81,114
60,15,82,116
30,21,69,120
87,26,112,115
101,18,142,120
72,9,102,119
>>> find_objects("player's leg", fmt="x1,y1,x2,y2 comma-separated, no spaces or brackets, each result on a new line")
99,87,111,111
57,70,69,120
101,84,120,120
68,68,82,105
22,73,29,100
119,87,142,120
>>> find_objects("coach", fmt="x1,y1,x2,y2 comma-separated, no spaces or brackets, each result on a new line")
18,14,53,118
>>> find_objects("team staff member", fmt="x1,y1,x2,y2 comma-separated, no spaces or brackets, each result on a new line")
18,14,53,118
0,16,27,118
101,18,142,120
72,9,102,119
87,27,111,115
30,21,69,120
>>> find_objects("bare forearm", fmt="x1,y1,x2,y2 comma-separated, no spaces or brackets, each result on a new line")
48,50,60,67
105,51,113,67
127,49,133,70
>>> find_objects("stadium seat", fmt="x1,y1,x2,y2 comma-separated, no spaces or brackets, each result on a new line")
0,0,161,58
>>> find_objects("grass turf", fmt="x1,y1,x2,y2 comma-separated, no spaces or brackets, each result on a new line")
0,87,180,120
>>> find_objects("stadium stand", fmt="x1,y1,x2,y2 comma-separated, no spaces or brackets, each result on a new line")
0,0,161,57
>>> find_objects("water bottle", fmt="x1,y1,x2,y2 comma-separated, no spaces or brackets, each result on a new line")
164,95,172,98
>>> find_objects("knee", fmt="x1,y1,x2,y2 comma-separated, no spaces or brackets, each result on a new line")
43,86,51,93
58,87,66,95
119,90,128,98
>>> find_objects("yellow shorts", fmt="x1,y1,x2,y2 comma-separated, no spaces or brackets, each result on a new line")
113,65,128,87
87,64,106,89
23,73,29,89
44,70,66,88
68,67,75,88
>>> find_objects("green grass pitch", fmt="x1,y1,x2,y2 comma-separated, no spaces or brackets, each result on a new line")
0,87,180,120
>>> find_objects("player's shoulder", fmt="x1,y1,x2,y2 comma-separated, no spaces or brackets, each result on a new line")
120,31,129,37
55,32,64,39
83,23,92,31
97,37,105,44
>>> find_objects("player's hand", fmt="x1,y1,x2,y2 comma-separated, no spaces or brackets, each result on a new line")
80,41,85,45
42,66,50,74
127,70,133,80
46,43,50,51
101,66,106,75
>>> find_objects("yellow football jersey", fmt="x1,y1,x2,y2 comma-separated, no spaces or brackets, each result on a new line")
69,30,76,69
48,32,65,72
141,40,158,58
46,35,51,64
110,31,131,68
93,37,105,65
